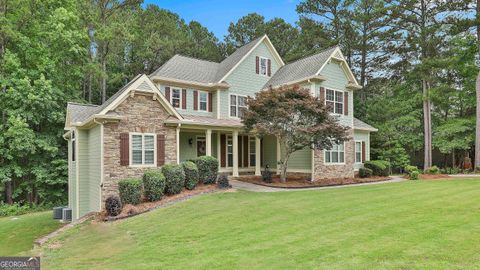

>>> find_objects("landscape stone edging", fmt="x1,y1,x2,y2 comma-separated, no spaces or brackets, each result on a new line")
238,177,392,189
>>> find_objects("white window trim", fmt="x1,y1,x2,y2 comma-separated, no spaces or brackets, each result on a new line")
355,140,363,164
229,94,248,119
129,132,157,167
198,90,209,112
259,56,269,77
170,87,183,109
324,142,346,165
324,88,345,115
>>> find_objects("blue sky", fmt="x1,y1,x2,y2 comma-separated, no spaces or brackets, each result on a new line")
143,0,301,40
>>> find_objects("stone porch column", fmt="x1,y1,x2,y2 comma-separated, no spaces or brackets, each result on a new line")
233,130,239,177
206,129,212,156
255,137,261,176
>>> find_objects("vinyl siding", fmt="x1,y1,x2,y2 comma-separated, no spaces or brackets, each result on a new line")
179,131,218,162
157,85,217,118
220,42,282,119
87,125,102,212
68,137,76,211
288,148,312,171
262,135,278,169
354,130,371,170
77,129,89,217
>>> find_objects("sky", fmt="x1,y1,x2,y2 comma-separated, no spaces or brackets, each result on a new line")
143,0,302,40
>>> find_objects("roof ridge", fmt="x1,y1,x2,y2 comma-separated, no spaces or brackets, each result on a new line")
67,102,99,107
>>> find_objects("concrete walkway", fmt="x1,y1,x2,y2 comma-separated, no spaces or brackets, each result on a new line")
230,176,406,192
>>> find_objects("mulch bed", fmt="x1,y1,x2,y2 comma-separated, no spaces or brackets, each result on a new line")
101,184,220,222
236,175,391,188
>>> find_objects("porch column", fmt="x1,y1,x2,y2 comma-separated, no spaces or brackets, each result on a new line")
255,137,261,176
233,130,239,177
206,129,212,156
276,136,281,174
176,125,181,164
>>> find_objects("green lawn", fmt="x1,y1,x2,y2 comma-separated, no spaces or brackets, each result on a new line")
42,179,480,269
0,211,62,255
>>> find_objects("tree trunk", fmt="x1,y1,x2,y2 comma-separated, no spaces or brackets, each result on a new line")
4,181,12,204
423,80,432,169
452,149,456,168
279,153,290,183
475,73,480,170
88,73,92,103
101,55,106,103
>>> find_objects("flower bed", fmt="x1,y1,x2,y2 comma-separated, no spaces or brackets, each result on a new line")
235,175,391,188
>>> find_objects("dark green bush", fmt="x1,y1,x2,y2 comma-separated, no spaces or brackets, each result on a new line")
217,174,231,189
364,160,390,176
105,196,122,216
118,178,143,205
404,165,419,174
359,167,373,178
409,170,420,180
194,156,219,184
182,161,199,190
143,170,166,201
424,165,440,174
162,164,186,195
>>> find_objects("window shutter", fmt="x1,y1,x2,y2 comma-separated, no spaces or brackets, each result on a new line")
320,87,325,101
182,89,187,109
267,59,271,76
193,90,198,110
120,133,129,166
208,92,213,112
165,87,170,103
344,92,349,115
255,56,259,74
243,136,248,167
220,134,226,167
361,141,366,163
157,134,165,166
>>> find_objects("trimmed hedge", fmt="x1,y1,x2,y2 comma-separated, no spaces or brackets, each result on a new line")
162,164,186,195
118,178,142,205
182,161,199,190
143,170,166,201
194,156,219,184
217,174,230,189
409,170,420,180
105,196,122,216
359,167,373,178
364,160,390,176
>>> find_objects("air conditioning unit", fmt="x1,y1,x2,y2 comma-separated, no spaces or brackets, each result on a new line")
53,206,64,219
62,208,72,222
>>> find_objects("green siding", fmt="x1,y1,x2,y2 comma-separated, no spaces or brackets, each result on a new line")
68,136,76,214
354,130,370,170
262,135,277,169
220,42,282,119
179,131,218,162
87,125,102,213
77,129,89,217
157,85,217,118
288,148,312,170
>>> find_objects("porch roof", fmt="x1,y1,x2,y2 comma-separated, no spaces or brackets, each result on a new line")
165,114,244,129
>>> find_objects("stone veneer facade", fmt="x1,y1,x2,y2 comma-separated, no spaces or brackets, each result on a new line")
313,129,355,181
102,94,177,207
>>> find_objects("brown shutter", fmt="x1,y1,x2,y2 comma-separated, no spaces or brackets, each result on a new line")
238,136,243,168
361,141,366,163
165,87,170,103
193,90,198,110
157,134,165,166
243,136,248,167
220,134,226,167
320,87,325,101
208,92,213,112
267,59,271,76
255,56,259,74
120,133,129,166
182,89,187,109
344,92,349,115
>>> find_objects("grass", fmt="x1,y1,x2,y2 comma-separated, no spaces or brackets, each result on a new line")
0,211,62,255
41,178,480,269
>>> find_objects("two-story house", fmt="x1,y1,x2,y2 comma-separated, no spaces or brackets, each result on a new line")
64,35,377,219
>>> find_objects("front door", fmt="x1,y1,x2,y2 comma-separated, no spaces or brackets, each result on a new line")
197,136,206,157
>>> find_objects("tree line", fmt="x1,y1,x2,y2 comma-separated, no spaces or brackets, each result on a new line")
0,0,478,205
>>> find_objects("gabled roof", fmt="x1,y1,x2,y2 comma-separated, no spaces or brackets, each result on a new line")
353,118,378,132
149,35,284,86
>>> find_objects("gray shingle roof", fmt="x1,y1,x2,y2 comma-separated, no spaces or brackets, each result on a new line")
179,114,243,127
263,46,338,88
149,36,266,84
353,118,377,131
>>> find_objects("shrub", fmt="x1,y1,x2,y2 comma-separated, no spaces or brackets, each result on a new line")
424,165,440,175
364,160,390,176
182,161,199,190
162,164,186,195
118,178,143,205
105,196,123,216
409,170,420,180
194,156,219,184
359,167,373,178
217,174,231,189
0,203,31,217
404,165,419,174
143,170,166,201
262,165,273,183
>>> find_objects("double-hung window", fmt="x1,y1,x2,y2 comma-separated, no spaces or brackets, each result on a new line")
230,94,247,118
326,89,343,114
131,133,155,166
171,88,181,108
199,91,208,111
355,141,362,163
249,137,256,167
260,57,268,76
325,143,345,164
